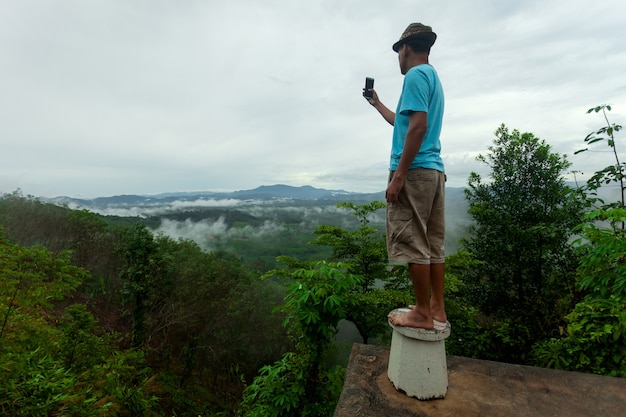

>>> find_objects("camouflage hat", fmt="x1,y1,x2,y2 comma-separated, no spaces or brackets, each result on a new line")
392,22,437,52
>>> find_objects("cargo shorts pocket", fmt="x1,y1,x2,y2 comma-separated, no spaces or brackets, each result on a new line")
388,204,413,244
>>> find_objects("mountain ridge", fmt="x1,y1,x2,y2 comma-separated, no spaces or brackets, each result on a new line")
46,184,469,210
48,184,385,207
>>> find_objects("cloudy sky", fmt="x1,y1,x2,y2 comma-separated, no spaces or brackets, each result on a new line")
2,0,625,198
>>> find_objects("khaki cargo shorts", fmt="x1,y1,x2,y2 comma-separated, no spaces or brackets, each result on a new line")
386,168,445,265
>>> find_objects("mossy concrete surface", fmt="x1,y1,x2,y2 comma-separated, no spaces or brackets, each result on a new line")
334,343,626,417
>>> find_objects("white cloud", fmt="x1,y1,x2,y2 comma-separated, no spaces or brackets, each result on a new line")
1,0,625,198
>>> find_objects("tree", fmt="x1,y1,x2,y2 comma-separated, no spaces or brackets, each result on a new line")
0,232,85,348
0,195,294,414
570,106,625,302
238,262,358,417
533,206,626,377
310,201,388,292
461,124,585,362
0,233,158,416
575,104,625,214
150,236,288,392
0,190,69,252
309,201,412,344
118,223,164,349
533,106,626,377
0,192,126,302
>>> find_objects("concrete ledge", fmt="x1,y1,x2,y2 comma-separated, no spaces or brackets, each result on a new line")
334,343,626,417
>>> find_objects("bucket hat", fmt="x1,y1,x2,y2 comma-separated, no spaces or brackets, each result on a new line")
392,23,437,52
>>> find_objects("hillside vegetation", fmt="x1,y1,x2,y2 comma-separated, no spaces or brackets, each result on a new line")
0,106,624,416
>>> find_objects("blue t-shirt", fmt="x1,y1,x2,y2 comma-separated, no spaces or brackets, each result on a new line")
390,64,444,172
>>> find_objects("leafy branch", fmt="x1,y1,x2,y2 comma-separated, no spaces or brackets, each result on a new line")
575,105,625,221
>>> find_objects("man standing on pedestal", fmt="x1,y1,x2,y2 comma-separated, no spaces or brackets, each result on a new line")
364,23,447,330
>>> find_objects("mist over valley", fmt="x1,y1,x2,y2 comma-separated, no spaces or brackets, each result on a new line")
50,184,472,270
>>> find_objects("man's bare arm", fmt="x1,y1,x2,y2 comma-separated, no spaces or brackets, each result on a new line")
385,111,427,202
366,89,395,126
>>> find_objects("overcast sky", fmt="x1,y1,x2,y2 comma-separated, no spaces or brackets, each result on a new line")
2,0,625,198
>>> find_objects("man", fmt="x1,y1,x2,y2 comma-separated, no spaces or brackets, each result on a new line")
364,23,447,330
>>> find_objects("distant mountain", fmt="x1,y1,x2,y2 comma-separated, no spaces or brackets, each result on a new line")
46,184,473,215
232,184,345,199
48,184,387,209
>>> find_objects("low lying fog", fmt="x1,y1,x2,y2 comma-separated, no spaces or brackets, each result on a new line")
70,198,251,218
154,217,287,251
75,196,473,254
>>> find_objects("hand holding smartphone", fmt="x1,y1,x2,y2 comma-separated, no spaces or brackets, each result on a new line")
363,77,374,100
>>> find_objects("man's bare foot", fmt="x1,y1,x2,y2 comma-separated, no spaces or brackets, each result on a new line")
408,304,447,323
388,310,434,329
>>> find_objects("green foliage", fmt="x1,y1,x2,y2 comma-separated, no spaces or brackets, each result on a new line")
83,349,159,415
280,263,358,349
118,222,167,348
440,251,489,357
65,209,122,296
433,251,534,361
58,304,108,372
0,191,127,303
532,106,626,377
238,262,359,417
575,208,626,297
575,104,625,210
344,289,413,345
310,201,388,292
308,201,412,344
0,193,294,415
152,236,288,391
238,352,345,417
0,234,159,416
532,295,626,377
1,348,85,417
0,189,69,251
0,348,159,417
0,233,85,347
460,125,584,362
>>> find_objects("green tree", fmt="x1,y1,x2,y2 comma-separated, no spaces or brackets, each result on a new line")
310,201,388,292
0,190,69,252
0,233,158,416
118,223,164,349
238,262,358,417
461,124,584,362
533,106,626,377
438,250,495,358
533,206,626,377
0,195,293,415
575,104,625,213
58,304,103,371
309,201,412,344
0,192,126,301
0,233,86,347
151,236,288,394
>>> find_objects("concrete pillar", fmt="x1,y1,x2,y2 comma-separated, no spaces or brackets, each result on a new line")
387,308,451,400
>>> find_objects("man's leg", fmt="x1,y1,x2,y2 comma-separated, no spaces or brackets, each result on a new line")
408,262,446,323
430,262,447,323
388,263,434,329
428,170,447,323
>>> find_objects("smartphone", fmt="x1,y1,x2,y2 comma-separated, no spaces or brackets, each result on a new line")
363,77,374,99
